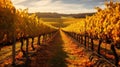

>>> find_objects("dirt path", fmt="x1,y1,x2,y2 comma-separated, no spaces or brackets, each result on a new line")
60,30,92,67
29,30,92,67
29,31,67,67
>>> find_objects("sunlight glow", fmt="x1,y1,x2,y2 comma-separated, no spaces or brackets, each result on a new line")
11,0,105,14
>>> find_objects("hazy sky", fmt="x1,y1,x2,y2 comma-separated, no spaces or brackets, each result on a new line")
11,0,116,14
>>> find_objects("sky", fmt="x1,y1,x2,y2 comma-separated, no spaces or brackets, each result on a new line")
11,0,116,14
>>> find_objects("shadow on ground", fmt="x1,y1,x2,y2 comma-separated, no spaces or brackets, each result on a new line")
28,31,68,67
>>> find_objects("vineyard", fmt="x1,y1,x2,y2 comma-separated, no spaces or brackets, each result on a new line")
63,1,120,67
0,0,120,67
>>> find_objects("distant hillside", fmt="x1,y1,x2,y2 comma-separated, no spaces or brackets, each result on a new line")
30,12,95,18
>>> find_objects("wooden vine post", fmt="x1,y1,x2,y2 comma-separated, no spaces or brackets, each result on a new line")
12,8,16,66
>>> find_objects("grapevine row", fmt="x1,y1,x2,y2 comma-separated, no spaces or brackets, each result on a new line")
63,1,120,66
0,0,58,66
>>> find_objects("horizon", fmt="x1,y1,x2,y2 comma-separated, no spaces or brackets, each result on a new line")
30,12,96,14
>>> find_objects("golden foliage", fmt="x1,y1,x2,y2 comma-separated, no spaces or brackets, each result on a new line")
63,1,120,44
